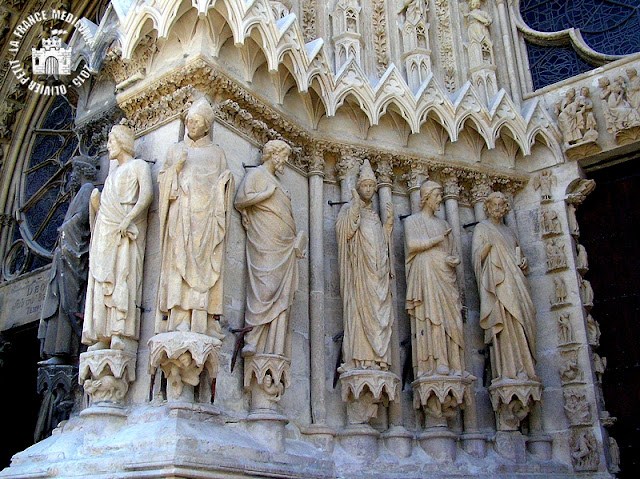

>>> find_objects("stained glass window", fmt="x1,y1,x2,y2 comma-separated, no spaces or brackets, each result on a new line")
19,96,78,265
521,0,640,90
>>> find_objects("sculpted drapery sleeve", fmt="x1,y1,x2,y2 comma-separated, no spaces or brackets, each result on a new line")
336,199,393,371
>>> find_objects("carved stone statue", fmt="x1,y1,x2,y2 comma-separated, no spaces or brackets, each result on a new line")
38,158,97,365
463,0,494,68
608,437,621,473
563,388,591,427
82,125,153,352
551,277,568,308
599,75,640,134
534,170,555,203
156,98,235,337
472,192,537,383
626,68,640,110
556,87,598,148
557,313,573,345
540,208,561,237
405,181,466,378
80,125,152,407
235,140,307,358
336,159,394,372
571,430,600,472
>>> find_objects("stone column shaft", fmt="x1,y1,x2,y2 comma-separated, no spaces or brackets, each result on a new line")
496,0,522,104
377,184,403,428
309,169,327,425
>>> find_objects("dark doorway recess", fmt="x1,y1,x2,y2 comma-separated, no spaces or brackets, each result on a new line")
578,159,640,478
0,324,40,468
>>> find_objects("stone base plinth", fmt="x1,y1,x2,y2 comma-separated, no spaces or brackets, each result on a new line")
300,424,336,452
494,430,528,463
382,425,414,457
246,411,288,453
528,434,553,461
418,427,457,462
339,423,380,458
461,432,487,458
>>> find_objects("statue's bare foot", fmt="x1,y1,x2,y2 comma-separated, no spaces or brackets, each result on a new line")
111,336,125,350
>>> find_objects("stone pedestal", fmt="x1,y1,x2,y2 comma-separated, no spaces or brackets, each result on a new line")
148,331,221,402
339,369,400,425
494,430,528,463
78,349,136,406
339,423,381,458
418,427,457,462
412,374,475,417
246,411,289,453
461,432,487,458
527,434,553,461
382,425,414,458
35,364,79,441
300,424,336,452
488,378,542,431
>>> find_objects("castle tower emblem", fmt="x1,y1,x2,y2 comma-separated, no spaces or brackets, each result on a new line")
32,29,72,76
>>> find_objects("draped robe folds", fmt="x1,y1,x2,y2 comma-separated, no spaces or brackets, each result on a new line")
38,182,93,357
156,136,234,336
336,201,393,370
82,160,152,345
235,165,299,355
472,221,537,381
404,213,464,377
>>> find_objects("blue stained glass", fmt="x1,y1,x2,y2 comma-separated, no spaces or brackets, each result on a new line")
521,0,640,89
41,96,74,130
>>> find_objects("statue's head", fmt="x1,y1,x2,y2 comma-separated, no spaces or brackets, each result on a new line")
484,191,510,220
598,76,610,89
68,156,97,192
626,68,637,79
580,86,590,97
262,139,291,175
419,180,443,211
356,159,377,201
107,125,135,160
185,98,215,140
566,87,576,99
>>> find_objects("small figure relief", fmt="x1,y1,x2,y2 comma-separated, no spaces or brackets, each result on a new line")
472,192,541,430
557,313,574,346
235,140,307,413
534,170,556,203
571,430,600,472
551,277,569,309
336,159,399,425
540,208,562,237
399,0,428,26
580,278,594,309
567,203,580,238
563,388,592,427
608,436,621,473
576,244,589,274
599,74,640,143
545,238,567,272
405,181,474,420
586,314,601,348
592,352,606,385
269,0,291,20
38,158,97,366
156,98,234,338
555,87,599,157
461,0,494,69
80,124,153,406
559,349,584,385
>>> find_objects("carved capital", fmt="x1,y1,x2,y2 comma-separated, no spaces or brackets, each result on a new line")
403,160,428,192
308,151,325,176
148,331,221,402
375,157,393,187
488,378,542,431
336,154,359,181
470,177,492,205
441,170,461,200
79,349,136,405
244,354,291,413
411,374,475,419
340,369,400,424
